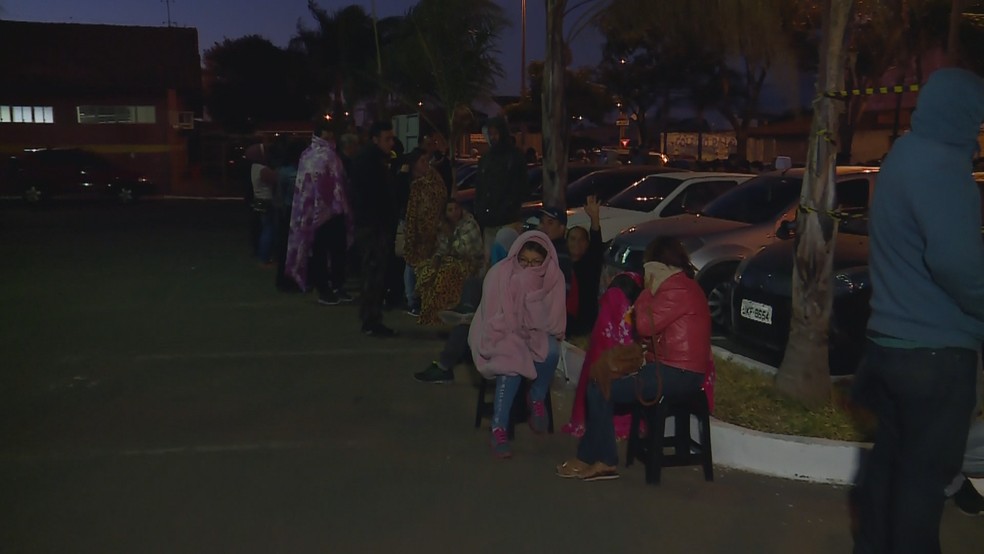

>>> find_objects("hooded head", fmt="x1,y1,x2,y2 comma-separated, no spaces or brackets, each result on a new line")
483,116,510,149
506,230,557,276
910,68,984,155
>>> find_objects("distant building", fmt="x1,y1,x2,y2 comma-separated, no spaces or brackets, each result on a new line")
0,20,202,194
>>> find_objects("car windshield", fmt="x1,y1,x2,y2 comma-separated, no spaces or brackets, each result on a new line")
605,176,683,212
566,168,663,207
701,175,803,224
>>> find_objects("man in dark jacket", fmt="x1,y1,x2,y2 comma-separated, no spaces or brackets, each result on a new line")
473,116,528,267
349,120,399,337
852,67,984,554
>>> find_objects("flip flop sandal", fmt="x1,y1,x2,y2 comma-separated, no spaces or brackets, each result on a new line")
556,459,591,479
581,463,620,482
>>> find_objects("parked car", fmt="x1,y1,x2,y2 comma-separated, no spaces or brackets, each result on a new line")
601,166,880,329
567,172,752,241
11,148,154,204
520,165,679,224
731,174,984,374
456,164,602,214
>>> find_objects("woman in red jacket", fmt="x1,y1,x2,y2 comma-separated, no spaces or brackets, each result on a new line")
556,236,712,481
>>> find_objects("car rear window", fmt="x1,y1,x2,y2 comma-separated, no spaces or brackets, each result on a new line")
605,176,683,212
702,175,802,224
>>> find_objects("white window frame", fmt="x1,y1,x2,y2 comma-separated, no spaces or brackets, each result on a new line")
77,105,156,124
0,105,54,124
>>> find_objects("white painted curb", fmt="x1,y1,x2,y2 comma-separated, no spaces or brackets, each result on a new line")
709,345,870,484
710,417,867,485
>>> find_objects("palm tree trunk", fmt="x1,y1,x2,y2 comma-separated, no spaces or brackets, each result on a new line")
541,0,569,211
776,0,854,408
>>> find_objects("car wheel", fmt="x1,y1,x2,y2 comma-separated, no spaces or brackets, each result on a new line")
700,265,738,332
23,185,44,204
117,187,135,204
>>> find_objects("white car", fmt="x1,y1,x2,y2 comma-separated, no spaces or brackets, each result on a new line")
567,172,754,241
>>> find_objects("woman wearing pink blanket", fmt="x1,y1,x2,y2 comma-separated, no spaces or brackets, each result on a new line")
468,230,566,459
561,272,644,440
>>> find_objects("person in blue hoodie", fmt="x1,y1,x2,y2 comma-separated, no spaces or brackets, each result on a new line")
853,67,984,554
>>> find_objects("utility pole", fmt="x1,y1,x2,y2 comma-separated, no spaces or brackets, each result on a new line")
162,0,174,27
521,0,527,97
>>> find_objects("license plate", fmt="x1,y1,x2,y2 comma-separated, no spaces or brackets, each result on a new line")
739,299,773,325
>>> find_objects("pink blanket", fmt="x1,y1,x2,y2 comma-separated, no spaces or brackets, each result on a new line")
468,231,566,379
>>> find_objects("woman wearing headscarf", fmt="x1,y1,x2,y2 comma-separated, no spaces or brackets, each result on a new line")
469,230,567,458
561,271,644,440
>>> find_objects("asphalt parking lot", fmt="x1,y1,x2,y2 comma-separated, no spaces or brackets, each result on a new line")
1,199,980,553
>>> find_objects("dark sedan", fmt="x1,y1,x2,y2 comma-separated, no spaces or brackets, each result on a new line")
730,176,984,375
11,148,154,204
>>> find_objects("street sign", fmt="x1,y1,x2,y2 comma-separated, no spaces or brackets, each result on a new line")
616,118,630,127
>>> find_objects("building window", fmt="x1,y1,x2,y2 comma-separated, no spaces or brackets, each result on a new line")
76,105,156,124
0,105,54,124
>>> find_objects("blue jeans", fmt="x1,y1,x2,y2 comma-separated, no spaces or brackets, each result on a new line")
404,264,417,308
491,336,559,429
852,340,977,554
256,210,275,263
576,363,703,467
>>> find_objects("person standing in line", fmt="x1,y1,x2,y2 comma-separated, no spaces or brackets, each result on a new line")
473,116,528,266
349,121,400,337
245,142,278,265
402,148,447,317
852,67,984,554
285,119,354,305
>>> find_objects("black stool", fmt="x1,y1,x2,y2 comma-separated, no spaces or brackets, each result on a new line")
474,377,554,438
625,389,713,485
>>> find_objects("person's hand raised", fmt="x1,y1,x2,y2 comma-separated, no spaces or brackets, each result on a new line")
585,194,601,223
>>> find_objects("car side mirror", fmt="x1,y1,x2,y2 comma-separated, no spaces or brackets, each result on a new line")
777,219,796,240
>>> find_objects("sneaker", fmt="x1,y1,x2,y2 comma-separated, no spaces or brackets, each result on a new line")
527,393,548,434
317,290,340,306
414,362,454,383
490,427,511,459
335,289,354,303
406,306,421,317
362,322,397,338
438,308,475,326
954,479,984,516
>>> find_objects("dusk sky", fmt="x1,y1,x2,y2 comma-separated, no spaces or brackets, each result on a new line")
1,0,605,96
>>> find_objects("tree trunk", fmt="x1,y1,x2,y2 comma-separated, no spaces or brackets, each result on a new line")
541,0,569,211
447,109,458,195
948,0,966,65
776,0,854,408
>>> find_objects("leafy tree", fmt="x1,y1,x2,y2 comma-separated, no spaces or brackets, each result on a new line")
291,2,380,118
203,35,313,133
404,0,509,189
504,61,613,129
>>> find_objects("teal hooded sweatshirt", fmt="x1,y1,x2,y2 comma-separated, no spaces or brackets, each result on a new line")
867,67,984,350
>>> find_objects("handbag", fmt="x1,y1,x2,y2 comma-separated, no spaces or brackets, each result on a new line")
589,339,663,406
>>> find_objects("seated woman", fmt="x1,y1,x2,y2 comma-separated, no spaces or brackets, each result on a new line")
561,271,644,439
468,231,567,459
557,236,712,481
415,200,484,325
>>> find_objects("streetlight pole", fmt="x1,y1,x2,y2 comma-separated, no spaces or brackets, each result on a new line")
521,0,527,98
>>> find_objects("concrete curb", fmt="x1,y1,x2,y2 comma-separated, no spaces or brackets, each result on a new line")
709,345,869,485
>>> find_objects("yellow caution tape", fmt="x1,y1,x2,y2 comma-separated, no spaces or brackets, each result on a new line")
823,84,920,98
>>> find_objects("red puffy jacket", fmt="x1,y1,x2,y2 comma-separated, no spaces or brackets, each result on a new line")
633,271,712,374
